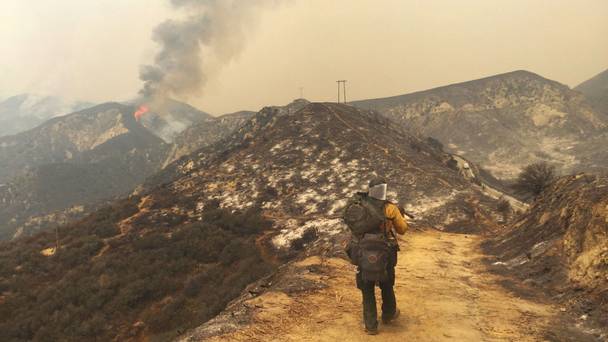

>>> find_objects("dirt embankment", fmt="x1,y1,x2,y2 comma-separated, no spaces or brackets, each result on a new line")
179,230,600,341
486,174,608,336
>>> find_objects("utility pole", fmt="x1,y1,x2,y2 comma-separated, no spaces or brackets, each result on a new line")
299,87,304,99
336,80,347,103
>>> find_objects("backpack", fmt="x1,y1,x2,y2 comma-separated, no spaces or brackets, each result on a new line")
343,193,392,282
343,192,386,238
357,233,391,282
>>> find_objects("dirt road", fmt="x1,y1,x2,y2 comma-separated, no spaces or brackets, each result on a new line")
207,230,569,341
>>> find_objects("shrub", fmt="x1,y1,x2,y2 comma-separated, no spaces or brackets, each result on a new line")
426,137,444,151
512,162,556,199
446,158,459,170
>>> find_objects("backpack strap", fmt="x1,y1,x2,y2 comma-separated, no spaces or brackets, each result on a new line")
382,201,400,249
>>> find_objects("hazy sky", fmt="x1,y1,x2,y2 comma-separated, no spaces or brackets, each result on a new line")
1,0,607,114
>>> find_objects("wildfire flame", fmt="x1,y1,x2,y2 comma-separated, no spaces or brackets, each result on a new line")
134,105,149,121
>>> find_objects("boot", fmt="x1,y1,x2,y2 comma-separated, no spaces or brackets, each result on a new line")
382,308,400,324
365,326,379,335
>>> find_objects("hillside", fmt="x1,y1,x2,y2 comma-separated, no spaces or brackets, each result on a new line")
0,103,169,239
0,102,500,341
487,174,608,333
0,94,93,137
351,70,608,179
575,68,608,117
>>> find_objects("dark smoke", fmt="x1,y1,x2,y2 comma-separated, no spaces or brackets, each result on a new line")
140,0,282,102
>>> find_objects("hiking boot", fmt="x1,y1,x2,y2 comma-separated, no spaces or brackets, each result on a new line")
365,327,379,335
382,309,400,324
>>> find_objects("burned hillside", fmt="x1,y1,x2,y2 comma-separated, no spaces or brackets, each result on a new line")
148,101,500,245
487,174,608,333
0,102,501,341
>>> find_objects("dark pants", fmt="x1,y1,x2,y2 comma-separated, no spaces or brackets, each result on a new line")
356,252,397,330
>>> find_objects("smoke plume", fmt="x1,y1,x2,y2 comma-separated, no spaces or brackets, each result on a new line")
140,0,281,102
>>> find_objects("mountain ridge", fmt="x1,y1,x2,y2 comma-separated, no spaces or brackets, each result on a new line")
351,70,608,179
0,93,94,137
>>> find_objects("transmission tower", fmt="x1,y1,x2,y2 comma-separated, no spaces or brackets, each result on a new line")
336,80,347,103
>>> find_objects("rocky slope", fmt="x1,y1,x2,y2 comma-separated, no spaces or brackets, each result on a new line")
0,94,93,137
0,102,500,341
351,70,608,179
487,174,608,333
575,68,608,117
0,103,169,239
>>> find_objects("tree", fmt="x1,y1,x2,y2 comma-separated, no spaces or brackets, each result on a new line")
512,162,556,199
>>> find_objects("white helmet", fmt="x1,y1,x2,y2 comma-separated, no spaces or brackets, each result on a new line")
368,178,387,201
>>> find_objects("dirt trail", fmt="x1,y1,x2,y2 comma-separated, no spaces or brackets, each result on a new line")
209,230,562,341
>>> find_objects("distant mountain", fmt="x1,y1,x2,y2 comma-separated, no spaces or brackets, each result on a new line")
137,99,213,142
0,94,93,137
0,102,169,239
0,102,500,341
575,68,608,117
0,102,164,183
351,70,608,179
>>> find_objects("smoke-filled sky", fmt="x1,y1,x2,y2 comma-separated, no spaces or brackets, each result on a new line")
1,0,607,115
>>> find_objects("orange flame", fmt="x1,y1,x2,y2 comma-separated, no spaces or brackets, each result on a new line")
134,105,149,121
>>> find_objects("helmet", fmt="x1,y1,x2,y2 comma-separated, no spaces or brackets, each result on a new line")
368,178,387,201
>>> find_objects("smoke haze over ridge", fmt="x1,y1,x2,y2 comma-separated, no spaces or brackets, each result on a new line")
1,0,607,114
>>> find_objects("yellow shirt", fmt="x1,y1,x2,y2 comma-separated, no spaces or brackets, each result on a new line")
383,203,408,235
